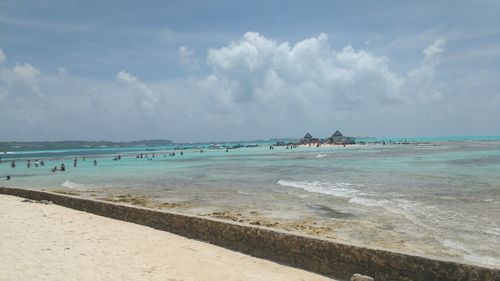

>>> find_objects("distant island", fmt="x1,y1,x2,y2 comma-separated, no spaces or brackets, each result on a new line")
0,139,173,152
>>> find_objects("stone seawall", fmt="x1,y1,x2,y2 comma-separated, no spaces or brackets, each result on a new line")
1,187,498,281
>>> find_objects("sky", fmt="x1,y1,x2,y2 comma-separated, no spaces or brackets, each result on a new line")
1,0,499,142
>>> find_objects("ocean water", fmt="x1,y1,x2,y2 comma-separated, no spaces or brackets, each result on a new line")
1,138,500,268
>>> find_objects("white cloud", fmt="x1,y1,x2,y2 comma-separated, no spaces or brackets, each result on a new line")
116,70,158,113
204,32,404,107
2,32,498,141
116,70,153,96
178,46,199,69
58,67,67,77
405,38,447,101
0,62,44,98
0,48,5,64
423,38,446,62
11,63,41,83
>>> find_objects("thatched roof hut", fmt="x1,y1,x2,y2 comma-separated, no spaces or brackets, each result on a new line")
329,130,355,144
331,130,343,137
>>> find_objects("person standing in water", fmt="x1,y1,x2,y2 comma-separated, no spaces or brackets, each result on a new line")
11,161,16,168
73,157,77,167
27,160,31,168
93,159,97,166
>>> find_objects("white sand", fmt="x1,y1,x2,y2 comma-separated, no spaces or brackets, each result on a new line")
0,194,335,281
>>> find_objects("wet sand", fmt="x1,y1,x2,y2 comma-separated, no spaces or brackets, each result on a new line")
0,194,335,281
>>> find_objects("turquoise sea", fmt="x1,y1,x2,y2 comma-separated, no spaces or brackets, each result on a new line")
1,136,499,268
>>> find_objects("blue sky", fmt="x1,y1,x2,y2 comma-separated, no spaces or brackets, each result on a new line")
1,0,499,142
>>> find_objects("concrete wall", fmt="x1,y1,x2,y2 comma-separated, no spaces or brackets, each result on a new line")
1,187,498,281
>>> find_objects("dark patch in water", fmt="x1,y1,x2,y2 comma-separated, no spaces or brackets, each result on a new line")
306,204,354,219
447,155,500,166
0,173,39,178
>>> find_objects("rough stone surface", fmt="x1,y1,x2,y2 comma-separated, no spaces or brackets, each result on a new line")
1,187,499,281
351,273,375,281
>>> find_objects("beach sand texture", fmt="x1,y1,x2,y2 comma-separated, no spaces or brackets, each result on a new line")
0,194,335,281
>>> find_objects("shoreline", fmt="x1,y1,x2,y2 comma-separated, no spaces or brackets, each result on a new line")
1,187,498,281
5,182,500,270
49,187,500,269
0,193,336,281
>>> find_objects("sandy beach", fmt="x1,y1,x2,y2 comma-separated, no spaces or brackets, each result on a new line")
0,194,335,281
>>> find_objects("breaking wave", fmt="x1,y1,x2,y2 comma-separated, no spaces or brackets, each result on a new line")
440,239,500,267
61,180,88,190
277,179,361,198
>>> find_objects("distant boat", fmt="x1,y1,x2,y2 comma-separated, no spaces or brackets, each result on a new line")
208,144,222,149
245,144,259,147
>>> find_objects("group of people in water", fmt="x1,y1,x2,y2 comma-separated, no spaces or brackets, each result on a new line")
11,159,47,168
7,159,46,169
3,148,228,181
135,151,186,161
4,156,100,180
51,163,66,172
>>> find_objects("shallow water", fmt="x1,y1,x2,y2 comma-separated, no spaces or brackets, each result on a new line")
1,140,499,268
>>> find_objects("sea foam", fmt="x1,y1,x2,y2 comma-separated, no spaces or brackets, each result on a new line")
277,180,360,198
61,180,87,190
441,239,500,267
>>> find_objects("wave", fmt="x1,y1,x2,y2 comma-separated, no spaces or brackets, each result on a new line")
61,180,88,190
237,190,258,196
440,239,500,267
348,197,386,207
315,154,328,158
464,254,500,267
278,179,500,267
277,179,360,198
277,180,426,222
350,196,439,233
